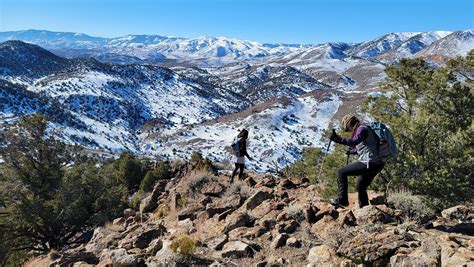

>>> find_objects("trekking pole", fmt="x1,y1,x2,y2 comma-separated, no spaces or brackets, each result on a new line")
316,129,335,184
346,152,350,165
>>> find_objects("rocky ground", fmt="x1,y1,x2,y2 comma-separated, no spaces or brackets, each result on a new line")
26,166,474,267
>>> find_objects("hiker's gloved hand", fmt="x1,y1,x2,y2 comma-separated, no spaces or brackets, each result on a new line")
329,130,339,141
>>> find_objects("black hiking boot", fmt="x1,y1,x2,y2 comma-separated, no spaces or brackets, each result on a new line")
330,198,349,207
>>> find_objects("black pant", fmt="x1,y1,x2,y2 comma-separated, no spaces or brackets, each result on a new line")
337,161,384,207
231,163,244,180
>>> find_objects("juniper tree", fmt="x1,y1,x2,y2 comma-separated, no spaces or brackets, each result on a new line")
0,114,127,262
364,53,474,208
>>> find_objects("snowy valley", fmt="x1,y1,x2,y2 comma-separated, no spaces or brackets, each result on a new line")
1,29,473,170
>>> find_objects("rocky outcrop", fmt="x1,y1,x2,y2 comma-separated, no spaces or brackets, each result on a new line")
29,171,474,267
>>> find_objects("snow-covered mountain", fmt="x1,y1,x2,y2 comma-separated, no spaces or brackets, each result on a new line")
1,29,472,67
0,41,251,152
347,32,421,58
1,28,473,170
0,30,309,67
416,30,474,60
378,31,452,62
0,29,107,49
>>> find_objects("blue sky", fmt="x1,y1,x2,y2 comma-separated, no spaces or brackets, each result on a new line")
1,0,473,44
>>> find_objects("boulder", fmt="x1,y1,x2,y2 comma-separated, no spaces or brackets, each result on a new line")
47,247,99,266
119,225,166,250
307,245,341,266
352,205,393,225
229,226,266,239
201,181,224,196
112,217,125,226
85,228,120,255
243,190,272,211
271,233,289,249
98,248,140,266
221,241,254,258
442,205,474,221
209,234,228,251
223,211,251,233
177,203,203,221
258,216,277,230
276,219,298,234
337,230,410,265
390,238,441,266
314,203,338,222
133,229,164,249
338,210,357,226
249,199,276,218
139,180,168,213
310,215,339,240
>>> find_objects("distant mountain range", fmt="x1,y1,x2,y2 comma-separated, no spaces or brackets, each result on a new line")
1,29,472,66
0,29,473,170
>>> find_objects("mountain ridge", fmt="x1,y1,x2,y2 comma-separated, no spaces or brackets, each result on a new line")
1,28,473,171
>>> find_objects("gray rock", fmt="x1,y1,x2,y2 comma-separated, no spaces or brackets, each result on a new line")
352,205,393,224
209,234,229,251
85,228,120,255
389,255,436,266
133,229,164,249
307,245,340,265
389,238,441,267
337,230,409,265
99,248,138,266
221,241,254,258
442,205,474,221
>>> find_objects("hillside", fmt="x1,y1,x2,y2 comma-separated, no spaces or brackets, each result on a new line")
0,29,473,171
25,167,474,266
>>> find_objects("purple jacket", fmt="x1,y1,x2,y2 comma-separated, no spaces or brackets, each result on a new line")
333,125,382,164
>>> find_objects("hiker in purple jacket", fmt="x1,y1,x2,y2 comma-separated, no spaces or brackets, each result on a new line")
329,114,385,207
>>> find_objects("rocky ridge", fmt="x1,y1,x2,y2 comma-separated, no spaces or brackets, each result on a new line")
25,166,474,266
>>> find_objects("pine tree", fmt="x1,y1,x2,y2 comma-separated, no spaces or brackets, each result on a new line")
0,114,128,261
364,54,474,208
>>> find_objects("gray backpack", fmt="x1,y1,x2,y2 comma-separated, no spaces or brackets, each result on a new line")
367,122,397,161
